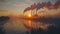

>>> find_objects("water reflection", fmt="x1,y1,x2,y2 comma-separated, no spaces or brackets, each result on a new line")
3,18,27,34
0,17,59,34
23,19,54,31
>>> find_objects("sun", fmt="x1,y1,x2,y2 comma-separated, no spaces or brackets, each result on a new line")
28,14,32,18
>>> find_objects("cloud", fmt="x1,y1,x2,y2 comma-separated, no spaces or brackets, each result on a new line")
0,0,8,2
0,9,8,12
12,2,28,7
0,0,11,5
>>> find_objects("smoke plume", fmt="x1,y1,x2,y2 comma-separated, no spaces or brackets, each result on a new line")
23,0,60,13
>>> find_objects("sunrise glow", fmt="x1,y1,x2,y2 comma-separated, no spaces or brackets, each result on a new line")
27,14,32,18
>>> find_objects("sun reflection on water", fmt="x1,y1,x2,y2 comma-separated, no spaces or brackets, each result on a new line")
23,20,54,31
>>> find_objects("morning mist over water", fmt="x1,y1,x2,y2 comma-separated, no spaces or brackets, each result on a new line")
0,0,60,34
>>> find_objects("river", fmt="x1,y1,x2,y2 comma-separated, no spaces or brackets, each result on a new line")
1,17,60,34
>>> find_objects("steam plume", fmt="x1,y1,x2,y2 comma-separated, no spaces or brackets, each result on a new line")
23,0,60,13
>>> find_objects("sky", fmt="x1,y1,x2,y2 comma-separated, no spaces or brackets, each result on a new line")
0,0,60,16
